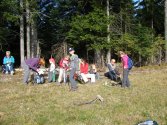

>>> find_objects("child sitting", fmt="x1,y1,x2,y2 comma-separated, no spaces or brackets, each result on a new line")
89,64,100,80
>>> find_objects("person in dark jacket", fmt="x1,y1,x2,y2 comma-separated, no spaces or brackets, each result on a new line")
22,58,45,84
68,48,79,91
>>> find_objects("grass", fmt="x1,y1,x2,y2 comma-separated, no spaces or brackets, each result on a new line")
0,66,167,125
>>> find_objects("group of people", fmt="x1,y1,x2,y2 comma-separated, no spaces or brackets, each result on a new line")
22,48,99,91
2,49,131,91
105,51,131,88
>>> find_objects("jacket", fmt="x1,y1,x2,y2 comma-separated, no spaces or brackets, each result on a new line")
3,56,15,65
80,63,89,74
25,58,40,71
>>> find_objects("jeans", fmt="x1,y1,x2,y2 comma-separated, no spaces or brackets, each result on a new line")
122,68,130,87
69,68,77,89
48,71,55,82
22,61,30,84
5,63,14,73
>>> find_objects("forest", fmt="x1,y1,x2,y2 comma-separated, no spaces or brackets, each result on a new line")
0,0,166,67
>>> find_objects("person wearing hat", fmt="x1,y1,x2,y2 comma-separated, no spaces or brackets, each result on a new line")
68,48,79,91
3,51,15,75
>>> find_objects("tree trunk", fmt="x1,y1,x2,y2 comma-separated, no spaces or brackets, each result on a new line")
101,50,105,68
139,53,142,67
20,0,25,66
106,0,111,63
165,0,167,63
26,0,30,58
159,47,162,65
31,21,38,57
94,49,101,68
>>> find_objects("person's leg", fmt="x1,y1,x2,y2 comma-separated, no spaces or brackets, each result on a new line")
122,69,130,87
95,72,100,80
48,71,53,82
52,71,56,82
9,63,14,75
58,68,63,83
108,71,114,80
122,69,127,87
126,69,130,87
86,74,95,83
63,69,67,83
69,68,77,90
5,65,9,74
81,73,88,83
22,62,30,84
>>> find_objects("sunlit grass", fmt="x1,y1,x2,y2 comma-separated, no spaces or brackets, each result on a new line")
0,66,167,125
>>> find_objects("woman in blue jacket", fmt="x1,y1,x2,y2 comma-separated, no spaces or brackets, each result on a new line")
3,51,15,75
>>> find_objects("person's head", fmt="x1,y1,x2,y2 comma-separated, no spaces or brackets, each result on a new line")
39,58,45,66
64,55,70,60
6,51,11,57
68,48,75,55
119,51,126,57
80,58,86,64
111,59,116,64
49,58,55,64
91,64,96,69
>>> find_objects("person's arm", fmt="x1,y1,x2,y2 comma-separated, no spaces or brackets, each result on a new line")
74,55,79,70
3,57,7,65
11,56,15,64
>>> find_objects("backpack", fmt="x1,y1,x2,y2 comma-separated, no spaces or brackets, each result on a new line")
128,57,133,70
34,74,44,84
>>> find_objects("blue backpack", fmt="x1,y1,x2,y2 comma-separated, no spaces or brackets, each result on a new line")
128,57,133,70
34,74,44,84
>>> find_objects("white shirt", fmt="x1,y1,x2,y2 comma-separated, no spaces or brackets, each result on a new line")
49,63,55,72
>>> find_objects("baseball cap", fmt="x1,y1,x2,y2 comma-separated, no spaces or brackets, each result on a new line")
68,48,74,52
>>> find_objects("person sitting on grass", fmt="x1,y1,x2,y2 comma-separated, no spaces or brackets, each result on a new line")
80,58,95,83
48,58,56,83
89,64,99,80
22,57,45,84
104,59,120,81
3,51,15,75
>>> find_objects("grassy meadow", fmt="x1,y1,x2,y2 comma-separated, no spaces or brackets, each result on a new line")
0,65,167,125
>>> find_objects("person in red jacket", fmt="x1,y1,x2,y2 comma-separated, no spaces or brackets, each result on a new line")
57,55,69,85
80,59,95,83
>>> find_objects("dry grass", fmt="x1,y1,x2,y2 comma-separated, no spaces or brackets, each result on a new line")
0,66,167,125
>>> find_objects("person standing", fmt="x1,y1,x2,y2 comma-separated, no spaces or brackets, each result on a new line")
48,58,56,83
57,55,69,85
119,51,130,88
68,48,79,91
3,51,15,75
